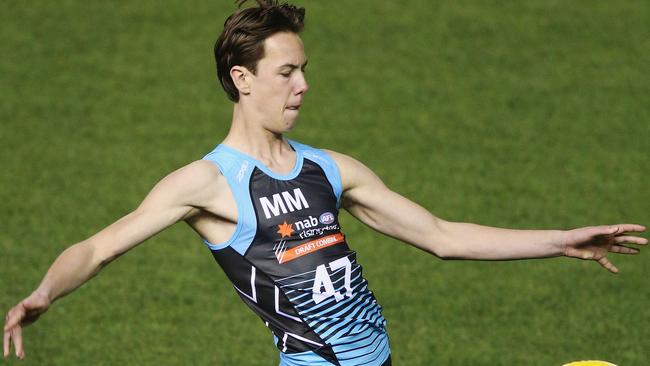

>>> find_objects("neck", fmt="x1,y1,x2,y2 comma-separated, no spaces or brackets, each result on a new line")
222,103,294,168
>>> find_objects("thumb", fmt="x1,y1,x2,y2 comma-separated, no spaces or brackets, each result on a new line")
21,296,39,309
23,291,50,309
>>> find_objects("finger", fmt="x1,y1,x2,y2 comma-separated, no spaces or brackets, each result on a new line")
614,236,648,245
610,224,646,234
12,327,23,359
598,257,619,274
609,244,640,254
586,225,624,238
4,305,26,332
3,329,9,358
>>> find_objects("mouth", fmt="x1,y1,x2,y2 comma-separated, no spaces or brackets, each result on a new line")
286,105,301,111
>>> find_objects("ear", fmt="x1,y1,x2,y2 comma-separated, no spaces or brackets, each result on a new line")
230,66,252,97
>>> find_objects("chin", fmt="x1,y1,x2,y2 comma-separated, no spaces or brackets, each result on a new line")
267,121,297,136
282,117,299,131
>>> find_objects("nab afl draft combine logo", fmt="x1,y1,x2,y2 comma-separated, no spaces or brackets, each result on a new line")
272,211,344,264
273,233,345,264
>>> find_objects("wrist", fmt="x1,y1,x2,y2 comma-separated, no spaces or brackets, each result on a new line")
555,229,570,257
32,287,54,304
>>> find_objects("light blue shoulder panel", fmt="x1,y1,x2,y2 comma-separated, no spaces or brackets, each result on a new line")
201,145,257,255
288,140,343,206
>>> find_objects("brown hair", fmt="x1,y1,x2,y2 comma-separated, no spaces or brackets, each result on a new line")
214,0,306,102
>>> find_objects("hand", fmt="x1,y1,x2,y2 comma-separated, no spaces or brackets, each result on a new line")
3,291,51,359
563,224,647,273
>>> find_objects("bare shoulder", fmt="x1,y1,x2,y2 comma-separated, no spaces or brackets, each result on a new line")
138,159,225,211
321,149,367,173
321,149,385,191
170,159,223,187
153,159,224,195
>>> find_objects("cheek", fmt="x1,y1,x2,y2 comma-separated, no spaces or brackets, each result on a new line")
255,79,281,96
251,77,292,109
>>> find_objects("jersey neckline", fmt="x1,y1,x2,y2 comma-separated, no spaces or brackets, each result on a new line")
218,140,304,181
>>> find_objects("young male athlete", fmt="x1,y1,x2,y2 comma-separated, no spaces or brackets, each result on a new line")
3,1,647,365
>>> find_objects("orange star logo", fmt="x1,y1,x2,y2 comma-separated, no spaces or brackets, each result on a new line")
277,221,294,238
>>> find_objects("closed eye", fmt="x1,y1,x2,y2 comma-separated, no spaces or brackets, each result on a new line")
278,60,308,77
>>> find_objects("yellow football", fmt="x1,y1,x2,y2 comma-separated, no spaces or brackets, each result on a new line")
562,361,617,366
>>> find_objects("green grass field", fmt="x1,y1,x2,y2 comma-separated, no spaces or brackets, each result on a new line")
1,1,649,365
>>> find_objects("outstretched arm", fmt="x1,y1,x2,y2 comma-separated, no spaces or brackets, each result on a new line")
327,151,646,270
3,160,222,359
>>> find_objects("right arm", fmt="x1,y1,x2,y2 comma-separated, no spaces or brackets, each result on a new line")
329,150,646,268
3,159,222,359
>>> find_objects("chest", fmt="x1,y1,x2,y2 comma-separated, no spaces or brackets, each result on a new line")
248,162,339,239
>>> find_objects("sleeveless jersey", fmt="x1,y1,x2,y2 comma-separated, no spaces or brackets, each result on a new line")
202,140,390,366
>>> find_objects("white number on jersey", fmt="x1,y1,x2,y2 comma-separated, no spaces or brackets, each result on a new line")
312,257,353,304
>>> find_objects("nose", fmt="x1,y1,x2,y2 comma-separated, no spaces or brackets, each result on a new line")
295,72,309,95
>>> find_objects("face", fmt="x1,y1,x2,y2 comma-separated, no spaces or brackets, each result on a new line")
244,32,309,132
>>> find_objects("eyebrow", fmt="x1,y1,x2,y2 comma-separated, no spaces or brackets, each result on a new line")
278,60,308,70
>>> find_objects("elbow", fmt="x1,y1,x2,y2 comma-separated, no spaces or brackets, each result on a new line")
74,239,115,273
430,244,463,260
93,246,120,271
416,236,458,259
97,254,115,270
425,221,464,260
428,226,472,260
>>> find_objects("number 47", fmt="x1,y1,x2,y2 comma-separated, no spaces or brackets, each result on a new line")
312,257,353,304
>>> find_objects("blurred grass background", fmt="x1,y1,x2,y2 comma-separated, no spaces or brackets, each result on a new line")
1,1,648,365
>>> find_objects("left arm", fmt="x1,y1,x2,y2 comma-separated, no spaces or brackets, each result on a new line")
327,150,646,273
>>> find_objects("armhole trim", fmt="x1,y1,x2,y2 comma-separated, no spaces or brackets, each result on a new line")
289,140,343,207
200,157,245,251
